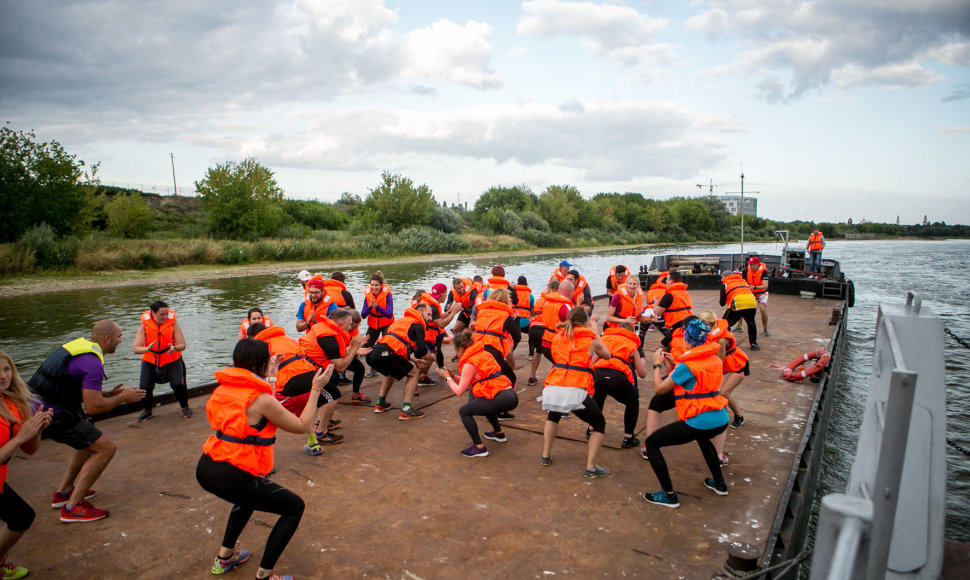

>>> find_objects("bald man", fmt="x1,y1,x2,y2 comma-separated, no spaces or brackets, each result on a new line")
28,320,146,523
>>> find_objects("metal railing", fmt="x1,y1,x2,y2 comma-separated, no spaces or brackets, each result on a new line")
810,293,946,579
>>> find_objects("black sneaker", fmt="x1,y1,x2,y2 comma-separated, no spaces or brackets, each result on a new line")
398,407,426,421
643,491,679,508
496,411,514,421
136,410,153,422
584,465,609,479
317,431,344,445
181,407,193,418
483,431,507,443
622,436,640,449
639,446,649,460
730,415,745,429
750,344,761,351
704,478,729,496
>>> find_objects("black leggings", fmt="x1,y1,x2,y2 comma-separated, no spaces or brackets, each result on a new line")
344,357,366,394
528,326,544,357
0,483,35,532
483,345,516,387
644,420,727,492
139,358,188,411
592,369,639,434
196,454,305,570
434,333,445,369
724,308,758,346
546,395,606,434
459,389,518,445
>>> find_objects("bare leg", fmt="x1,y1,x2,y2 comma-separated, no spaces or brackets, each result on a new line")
644,409,662,439
714,430,728,457
317,400,338,431
56,448,92,493
529,352,541,381
402,370,420,405
759,303,769,332
721,374,745,418
542,420,558,458
586,432,605,471
66,436,116,508
0,529,26,561
378,375,394,399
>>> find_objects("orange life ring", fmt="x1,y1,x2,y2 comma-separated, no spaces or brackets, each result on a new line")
782,350,831,381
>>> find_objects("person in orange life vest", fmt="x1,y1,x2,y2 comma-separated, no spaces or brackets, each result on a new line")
343,310,371,403
361,271,394,347
470,287,520,420
650,271,695,352
526,280,556,387
719,271,760,350
513,276,535,351
482,265,519,307
435,331,519,458
806,227,826,274
642,319,730,508
239,307,274,339
698,311,749,463
366,303,434,420
132,300,190,422
605,264,629,298
445,277,480,337
537,280,574,363
590,322,648,450
540,307,613,478
295,279,336,335
28,320,145,523
248,323,333,455
743,255,771,337
548,260,571,285
297,269,312,296
0,351,53,578
642,271,670,335
565,270,593,315
414,285,462,386
322,271,356,310
606,275,649,329
196,338,332,580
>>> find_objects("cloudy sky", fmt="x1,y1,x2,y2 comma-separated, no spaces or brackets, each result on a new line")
2,0,968,224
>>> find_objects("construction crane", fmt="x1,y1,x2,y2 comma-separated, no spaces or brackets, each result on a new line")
695,179,730,195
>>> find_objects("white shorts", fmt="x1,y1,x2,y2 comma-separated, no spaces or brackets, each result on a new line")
756,292,769,306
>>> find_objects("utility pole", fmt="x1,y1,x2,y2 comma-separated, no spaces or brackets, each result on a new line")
725,170,758,256
170,153,178,196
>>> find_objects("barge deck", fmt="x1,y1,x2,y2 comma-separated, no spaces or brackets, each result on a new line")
9,289,846,578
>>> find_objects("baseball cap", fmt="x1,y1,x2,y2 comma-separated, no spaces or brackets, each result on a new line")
684,319,711,347
559,260,572,268
746,256,760,264
431,283,447,298
298,270,312,281
307,279,324,290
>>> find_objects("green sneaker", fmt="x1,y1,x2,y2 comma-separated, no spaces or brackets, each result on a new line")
0,557,29,580
211,549,249,574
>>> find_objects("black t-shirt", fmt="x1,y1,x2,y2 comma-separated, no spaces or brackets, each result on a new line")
658,292,674,309
408,322,429,357
340,290,356,309
317,336,343,361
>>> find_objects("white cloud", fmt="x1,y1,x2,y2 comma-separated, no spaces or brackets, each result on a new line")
400,20,501,88
938,125,970,135
832,61,942,89
518,0,673,80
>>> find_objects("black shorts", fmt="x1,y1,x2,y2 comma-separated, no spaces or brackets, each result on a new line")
732,361,751,377
366,344,413,381
456,311,472,326
281,370,342,403
42,410,103,450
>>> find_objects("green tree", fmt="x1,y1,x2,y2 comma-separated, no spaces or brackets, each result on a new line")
667,197,714,234
0,126,98,242
282,199,349,230
538,185,585,232
472,185,538,220
363,171,436,231
195,158,285,240
105,192,155,238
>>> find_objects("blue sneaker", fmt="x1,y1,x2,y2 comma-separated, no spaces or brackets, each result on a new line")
211,549,249,574
483,431,507,443
583,465,609,479
704,478,729,496
643,491,679,509
302,444,323,456
460,445,488,458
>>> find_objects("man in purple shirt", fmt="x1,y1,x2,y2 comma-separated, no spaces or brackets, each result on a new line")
28,320,145,523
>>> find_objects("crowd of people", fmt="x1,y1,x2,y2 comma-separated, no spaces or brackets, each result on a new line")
3,258,775,579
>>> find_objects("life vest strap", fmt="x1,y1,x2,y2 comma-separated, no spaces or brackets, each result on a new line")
386,332,414,356
278,354,305,370
552,363,594,374
471,371,502,386
215,430,276,446
474,329,508,340
666,306,691,313
673,390,721,401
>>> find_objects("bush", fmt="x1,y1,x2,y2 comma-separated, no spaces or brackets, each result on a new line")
282,199,349,230
397,227,469,253
518,229,566,247
0,243,35,274
430,205,462,233
519,211,550,232
496,210,525,236
274,222,311,239
105,193,155,238
17,223,80,268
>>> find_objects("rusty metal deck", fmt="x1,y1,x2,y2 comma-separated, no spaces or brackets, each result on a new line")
9,290,845,578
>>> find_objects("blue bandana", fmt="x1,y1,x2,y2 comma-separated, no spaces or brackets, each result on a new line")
684,319,710,346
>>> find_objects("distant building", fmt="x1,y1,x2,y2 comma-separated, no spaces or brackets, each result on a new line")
718,195,757,217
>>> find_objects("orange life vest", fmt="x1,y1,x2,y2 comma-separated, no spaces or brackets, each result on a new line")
592,326,640,383
377,307,425,358
530,291,547,326
364,283,393,329
607,265,629,296
570,275,589,306
722,273,756,307
513,285,533,320
545,326,597,395
301,296,333,334
298,317,349,368
646,272,670,308
140,309,181,366
412,292,444,344
458,341,512,400
608,283,644,328
540,293,573,342
486,276,515,300
473,299,514,356
808,231,824,251
322,279,348,307
669,328,689,360
253,326,315,394
303,274,324,300
549,268,568,285
707,319,749,374
202,367,277,477
661,283,693,328
0,398,23,488
239,316,274,339
673,342,728,422
450,278,475,311
745,262,768,295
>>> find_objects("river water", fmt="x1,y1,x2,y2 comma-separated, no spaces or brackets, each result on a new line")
1,239,968,544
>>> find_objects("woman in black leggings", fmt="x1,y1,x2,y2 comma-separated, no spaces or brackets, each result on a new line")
197,339,332,580
437,331,518,458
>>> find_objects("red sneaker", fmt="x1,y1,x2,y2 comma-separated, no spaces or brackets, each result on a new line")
51,489,96,509
60,500,109,523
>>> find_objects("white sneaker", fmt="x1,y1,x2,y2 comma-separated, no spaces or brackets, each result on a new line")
364,368,375,378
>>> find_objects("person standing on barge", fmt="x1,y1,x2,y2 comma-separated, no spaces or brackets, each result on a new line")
719,271,760,351
590,321,647,449
196,338,332,579
806,227,826,274
132,300,191,421
650,271,695,351
743,256,770,337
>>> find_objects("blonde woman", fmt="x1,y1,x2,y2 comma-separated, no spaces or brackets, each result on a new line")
0,351,54,580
